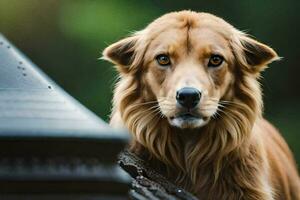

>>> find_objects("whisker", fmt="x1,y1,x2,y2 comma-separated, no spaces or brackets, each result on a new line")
217,106,244,125
219,100,245,108
132,100,158,107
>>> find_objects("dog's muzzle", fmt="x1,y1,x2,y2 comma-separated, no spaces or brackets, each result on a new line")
167,87,208,128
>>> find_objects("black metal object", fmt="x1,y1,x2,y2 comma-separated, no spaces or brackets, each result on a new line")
0,34,130,200
119,150,198,200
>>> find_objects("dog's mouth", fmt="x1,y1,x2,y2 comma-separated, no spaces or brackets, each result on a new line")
168,112,209,129
171,113,201,120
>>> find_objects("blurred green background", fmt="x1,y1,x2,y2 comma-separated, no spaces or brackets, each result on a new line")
0,0,299,165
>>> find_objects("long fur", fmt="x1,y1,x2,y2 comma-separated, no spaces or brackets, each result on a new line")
105,11,300,200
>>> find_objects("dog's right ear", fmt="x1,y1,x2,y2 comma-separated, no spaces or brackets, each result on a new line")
102,35,139,74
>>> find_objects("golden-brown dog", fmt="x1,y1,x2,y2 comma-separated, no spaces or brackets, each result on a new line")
103,10,300,199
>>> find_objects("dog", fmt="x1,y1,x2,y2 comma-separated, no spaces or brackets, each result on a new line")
103,11,300,199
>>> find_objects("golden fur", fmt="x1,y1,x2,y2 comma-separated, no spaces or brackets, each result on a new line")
103,11,300,199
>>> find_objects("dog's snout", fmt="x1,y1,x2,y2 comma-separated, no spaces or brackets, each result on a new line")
176,87,201,109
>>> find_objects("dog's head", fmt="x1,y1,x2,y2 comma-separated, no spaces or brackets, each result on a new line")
103,11,278,129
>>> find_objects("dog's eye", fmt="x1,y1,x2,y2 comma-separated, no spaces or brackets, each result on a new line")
208,55,224,67
156,54,171,66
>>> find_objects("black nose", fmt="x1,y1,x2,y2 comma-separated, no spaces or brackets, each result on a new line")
176,87,201,109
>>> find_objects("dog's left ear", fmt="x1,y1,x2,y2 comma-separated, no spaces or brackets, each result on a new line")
233,34,280,73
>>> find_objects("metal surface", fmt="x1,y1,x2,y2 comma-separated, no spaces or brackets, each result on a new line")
0,34,127,140
0,34,130,199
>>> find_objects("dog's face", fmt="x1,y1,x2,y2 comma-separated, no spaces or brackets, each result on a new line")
103,11,278,129
143,26,235,129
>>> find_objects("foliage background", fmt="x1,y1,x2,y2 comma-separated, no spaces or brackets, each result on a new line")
1,0,299,166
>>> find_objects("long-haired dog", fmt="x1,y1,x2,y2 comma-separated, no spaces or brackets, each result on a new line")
103,11,300,199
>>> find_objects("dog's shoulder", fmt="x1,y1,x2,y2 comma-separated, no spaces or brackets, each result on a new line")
256,118,300,199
